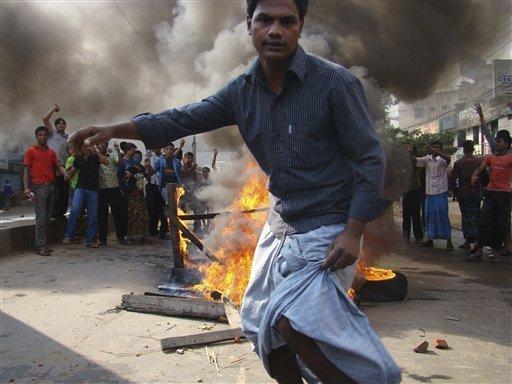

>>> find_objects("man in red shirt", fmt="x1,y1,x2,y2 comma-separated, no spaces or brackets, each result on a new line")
24,126,68,256
470,130,512,262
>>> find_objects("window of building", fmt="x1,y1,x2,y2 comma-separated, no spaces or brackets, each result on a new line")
414,107,424,118
457,130,466,147
472,126,480,144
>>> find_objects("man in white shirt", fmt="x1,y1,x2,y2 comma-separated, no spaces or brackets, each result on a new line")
408,141,454,251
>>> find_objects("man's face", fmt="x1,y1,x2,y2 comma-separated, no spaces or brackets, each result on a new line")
202,169,210,179
248,0,303,64
36,130,48,146
126,148,135,158
431,144,441,153
83,144,92,156
98,143,108,155
495,137,508,152
184,155,194,166
164,146,174,157
56,120,66,132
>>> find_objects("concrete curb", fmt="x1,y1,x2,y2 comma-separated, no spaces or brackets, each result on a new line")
1,216,103,255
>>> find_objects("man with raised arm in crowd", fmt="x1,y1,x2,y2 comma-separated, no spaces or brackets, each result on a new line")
24,126,68,256
42,104,70,221
470,130,512,262
474,102,512,256
69,1,401,382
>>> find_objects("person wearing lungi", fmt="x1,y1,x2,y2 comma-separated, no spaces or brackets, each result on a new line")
69,0,402,382
410,141,455,251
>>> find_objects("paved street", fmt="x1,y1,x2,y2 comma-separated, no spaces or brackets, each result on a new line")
1,224,511,383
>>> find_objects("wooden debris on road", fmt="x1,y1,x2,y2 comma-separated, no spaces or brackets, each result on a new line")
121,294,226,321
161,328,244,351
223,299,242,329
413,341,429,353
435,339,449,349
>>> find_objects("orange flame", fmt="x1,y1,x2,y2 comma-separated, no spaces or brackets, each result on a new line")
356,262,396,281
195,163,268,305
193,162,396,305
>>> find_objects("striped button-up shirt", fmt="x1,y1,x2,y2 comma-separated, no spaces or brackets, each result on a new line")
133,45,386,235
416,155,449,195
99,152,119,190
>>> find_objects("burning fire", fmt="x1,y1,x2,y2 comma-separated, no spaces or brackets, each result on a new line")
194,162,268,305
192,162,396,305
357,263,396,281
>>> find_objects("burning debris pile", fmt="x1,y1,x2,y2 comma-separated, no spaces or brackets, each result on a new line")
193,161,268,305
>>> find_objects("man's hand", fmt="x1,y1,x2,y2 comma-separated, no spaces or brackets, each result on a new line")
69,126,114,148
322,228,362,271
68,121,139,149
471,174,479,186
53,104,60,112
24,188,31,197
473,102,483,116
179,139,185,148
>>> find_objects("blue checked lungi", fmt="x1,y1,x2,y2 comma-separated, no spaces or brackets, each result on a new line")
241,223,402,384
425,192,452,240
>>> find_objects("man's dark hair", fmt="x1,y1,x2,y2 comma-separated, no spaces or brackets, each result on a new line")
120,142,137,152
184,152,194,158
431,140,443,148
247,0,309,20
35,126,49,136
462,140,474,154
165,142,175,148
202,167,210,172
54,117,66,126
496,129,512,147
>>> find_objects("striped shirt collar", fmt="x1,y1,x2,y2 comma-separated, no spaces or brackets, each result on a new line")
244,44,307,85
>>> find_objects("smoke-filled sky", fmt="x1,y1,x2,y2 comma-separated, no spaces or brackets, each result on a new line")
1,0,510,153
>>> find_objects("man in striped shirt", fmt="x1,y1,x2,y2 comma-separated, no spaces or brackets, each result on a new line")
69,0,400,382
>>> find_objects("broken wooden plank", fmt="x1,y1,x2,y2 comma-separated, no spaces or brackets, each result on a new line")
178,207,269,221
166,183,184,269
169,215,221,264
161,328,244,351
121,294,226,320
223,299,242,329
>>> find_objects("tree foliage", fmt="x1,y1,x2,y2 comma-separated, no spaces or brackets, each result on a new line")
385,127,456,156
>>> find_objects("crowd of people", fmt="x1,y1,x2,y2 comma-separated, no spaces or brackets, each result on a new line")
22,104,216,256
18,101,512,260
402,102,512,262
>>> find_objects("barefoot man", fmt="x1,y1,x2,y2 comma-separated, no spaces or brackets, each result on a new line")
70,1,401,382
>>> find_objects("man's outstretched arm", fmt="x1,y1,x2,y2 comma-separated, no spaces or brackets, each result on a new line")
69,84,236,149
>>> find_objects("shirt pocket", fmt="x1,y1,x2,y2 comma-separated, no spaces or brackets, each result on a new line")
282,122,337,170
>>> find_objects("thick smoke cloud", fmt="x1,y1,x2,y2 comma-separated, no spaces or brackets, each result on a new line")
307,0,509,101
1,0,504,153
1,1,175,151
